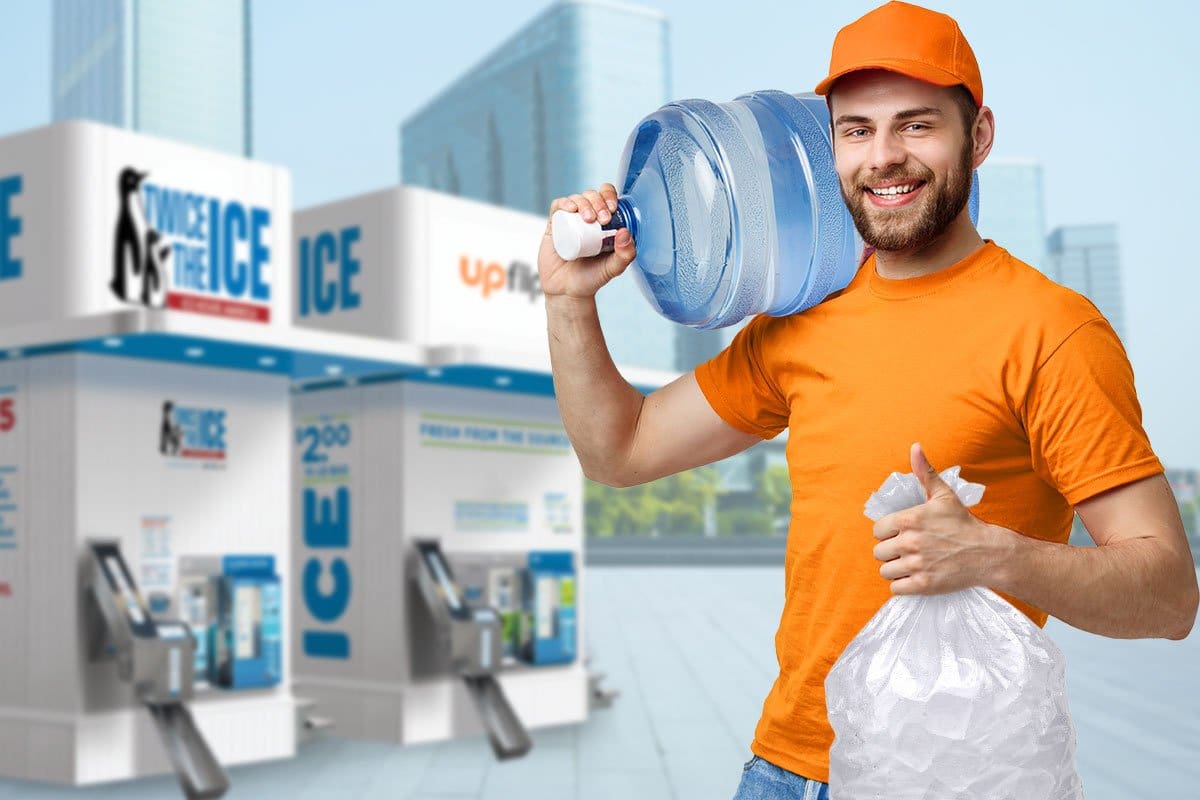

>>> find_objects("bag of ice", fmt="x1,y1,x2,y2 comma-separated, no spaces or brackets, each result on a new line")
824,466,1085,800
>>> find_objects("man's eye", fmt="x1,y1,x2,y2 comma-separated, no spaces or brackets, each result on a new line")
846,129,868,138
905,123,928,132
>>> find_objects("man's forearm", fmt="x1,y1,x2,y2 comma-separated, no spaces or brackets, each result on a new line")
990,529,1196,639
545,294,645,485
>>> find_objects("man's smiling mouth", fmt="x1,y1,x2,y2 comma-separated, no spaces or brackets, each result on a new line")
867,181,925,197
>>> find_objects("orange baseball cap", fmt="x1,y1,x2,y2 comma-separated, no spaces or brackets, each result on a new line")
814,1,983,107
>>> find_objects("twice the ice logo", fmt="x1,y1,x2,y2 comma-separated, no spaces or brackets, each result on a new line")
159,400,227,461
110,167,273,321
459,256,542,301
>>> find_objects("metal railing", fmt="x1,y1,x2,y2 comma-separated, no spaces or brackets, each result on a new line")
585,535,788,566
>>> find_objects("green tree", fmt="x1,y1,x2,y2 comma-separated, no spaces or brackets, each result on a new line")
585,465,719,537
754,464,792,534
716,507,773,535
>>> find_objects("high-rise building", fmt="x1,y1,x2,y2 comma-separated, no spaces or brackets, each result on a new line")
976,158,1046,269
399,0,687,372
1045,224,1128,345
399,0,781,537
52,0,252,156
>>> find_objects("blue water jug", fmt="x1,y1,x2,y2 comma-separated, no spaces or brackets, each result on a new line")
551,91,980,329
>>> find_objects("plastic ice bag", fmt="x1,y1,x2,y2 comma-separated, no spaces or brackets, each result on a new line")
825,466,1085,800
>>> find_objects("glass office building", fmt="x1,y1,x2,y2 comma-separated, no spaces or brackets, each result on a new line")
399,0,686,372
401,0,784,542
977,158,1047,270
52,0,252,156
1045,224,1128,346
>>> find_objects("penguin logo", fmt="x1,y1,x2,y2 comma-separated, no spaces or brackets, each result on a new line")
160,400,182,456
111,167,170,308
142,229,170,307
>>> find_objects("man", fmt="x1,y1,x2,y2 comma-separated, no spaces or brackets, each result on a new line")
538,2,1199,797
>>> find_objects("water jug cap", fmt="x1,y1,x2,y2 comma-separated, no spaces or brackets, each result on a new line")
551,209,604,261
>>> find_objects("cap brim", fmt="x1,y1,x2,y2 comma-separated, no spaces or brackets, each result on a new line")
814,59,965,98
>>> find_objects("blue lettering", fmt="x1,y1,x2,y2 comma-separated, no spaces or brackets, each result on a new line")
208,198,220,293
173,406,227,452
191,194,207,239
250,208,270,301
303,631,349,659
529,431,570,448
299,227,361,317
465,426,498,442
302,558,351,623
301,485,352,660
133,185,273,303
199,410,226,450
0,175,23,281
313,232,338,314
298,236,311,316
340,226,361,310
222,202,248,297
173,243,208,292
419,422,461,439
174,407,196,430
142,184,207,239
303,486,349,548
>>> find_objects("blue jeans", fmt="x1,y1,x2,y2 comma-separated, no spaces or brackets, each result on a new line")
732,755,831,800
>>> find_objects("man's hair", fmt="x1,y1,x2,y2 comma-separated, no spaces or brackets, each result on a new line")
949,84,980,139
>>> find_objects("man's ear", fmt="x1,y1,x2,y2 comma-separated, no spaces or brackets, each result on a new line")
972,106,996,169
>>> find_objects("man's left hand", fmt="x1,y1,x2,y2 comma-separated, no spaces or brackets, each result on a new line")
872,442,1016,596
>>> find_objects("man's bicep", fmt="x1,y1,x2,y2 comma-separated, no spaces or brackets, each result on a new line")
1075,473,1189,554
621,372,766,486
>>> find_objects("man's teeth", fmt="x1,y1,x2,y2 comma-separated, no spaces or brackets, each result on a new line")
869,183,919,196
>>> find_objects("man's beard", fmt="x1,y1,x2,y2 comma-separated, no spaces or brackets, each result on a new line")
841,140,974,252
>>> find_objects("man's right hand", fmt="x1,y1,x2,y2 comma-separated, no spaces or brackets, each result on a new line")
540,184,760,489
539,183,637,300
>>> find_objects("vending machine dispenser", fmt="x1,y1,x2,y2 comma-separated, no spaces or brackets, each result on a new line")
290,187,627,755
0,117,669,792
292,378,589,756
0,349,298,794
85,539,228,798
0,121,300,795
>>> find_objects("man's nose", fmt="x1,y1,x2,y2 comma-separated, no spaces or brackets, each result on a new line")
866,129,907,173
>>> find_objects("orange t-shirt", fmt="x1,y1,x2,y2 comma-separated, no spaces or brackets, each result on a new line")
693,241,1163,784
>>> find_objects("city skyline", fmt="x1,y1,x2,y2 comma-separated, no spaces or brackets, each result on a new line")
399,0,683,374
976,158,1046,269
1047,224,1128,346
51,0,251,156
396,0,784,527
1,0,1195,467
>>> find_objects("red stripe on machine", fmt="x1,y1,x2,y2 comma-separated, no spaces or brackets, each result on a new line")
180,449,227,460
166,292,270,322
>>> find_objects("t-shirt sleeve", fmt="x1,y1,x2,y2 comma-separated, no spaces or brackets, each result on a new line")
693,315,790,439
1021,317,1163,506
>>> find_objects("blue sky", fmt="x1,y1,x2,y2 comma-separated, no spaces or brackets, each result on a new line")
2,0,1197,467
